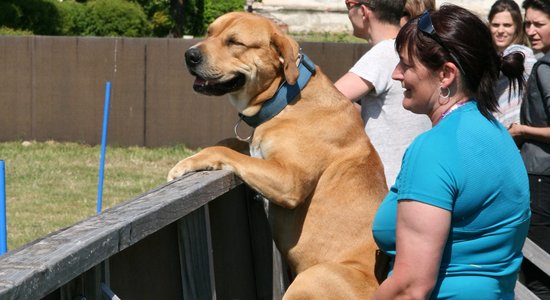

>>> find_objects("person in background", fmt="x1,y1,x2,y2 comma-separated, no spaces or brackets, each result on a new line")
335,0,431,188
373,5,530,299
509,0,550,298
401,0,436,26
489,0,537,127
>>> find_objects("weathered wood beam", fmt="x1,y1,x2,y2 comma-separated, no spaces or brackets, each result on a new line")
0,171,241,299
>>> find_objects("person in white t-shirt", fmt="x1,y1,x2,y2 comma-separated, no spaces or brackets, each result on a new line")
335,0,431,187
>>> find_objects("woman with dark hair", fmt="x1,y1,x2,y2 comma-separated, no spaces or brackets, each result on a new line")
509,0,550,298
372,5,530,299
489,0,537,127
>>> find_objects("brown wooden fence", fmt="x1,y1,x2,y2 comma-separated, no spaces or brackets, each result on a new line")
0,36,370,149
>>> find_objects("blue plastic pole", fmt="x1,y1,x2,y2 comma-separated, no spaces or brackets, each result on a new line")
0,160,7,254
97,81,111,214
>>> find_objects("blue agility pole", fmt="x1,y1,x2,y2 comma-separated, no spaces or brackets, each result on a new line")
96,81,112,214
0,160,7,254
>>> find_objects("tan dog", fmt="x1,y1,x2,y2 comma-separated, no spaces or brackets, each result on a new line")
168,12,388,299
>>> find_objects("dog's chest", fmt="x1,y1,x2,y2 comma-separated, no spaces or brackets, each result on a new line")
249,144,264,159
248,143,274,222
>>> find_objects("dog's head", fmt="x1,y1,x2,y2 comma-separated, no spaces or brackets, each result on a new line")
185,12,300,116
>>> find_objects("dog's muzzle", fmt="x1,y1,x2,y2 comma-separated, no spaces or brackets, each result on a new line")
184,48,246,96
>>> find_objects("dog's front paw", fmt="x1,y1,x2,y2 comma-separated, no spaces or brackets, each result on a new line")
167,159,195,182
167,148,229,181
166,151,218,181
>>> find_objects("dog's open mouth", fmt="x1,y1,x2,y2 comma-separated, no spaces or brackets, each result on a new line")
193,73,246,96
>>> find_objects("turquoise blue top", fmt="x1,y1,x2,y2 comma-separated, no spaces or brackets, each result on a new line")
372,101,530,299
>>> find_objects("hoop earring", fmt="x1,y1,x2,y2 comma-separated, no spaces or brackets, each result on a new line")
439,86,451,105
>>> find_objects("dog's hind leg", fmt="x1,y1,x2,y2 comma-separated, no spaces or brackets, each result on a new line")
282,262,376,300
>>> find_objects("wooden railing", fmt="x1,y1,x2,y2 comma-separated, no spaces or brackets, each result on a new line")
0,171,286,299
0,169,547,299
516,238,550,300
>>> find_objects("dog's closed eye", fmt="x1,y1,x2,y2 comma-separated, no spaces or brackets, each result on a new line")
226,37,245,47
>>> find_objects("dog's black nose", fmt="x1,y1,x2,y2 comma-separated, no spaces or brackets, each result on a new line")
185,48,202,67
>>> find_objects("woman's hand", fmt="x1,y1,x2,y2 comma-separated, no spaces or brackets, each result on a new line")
508,123,525,146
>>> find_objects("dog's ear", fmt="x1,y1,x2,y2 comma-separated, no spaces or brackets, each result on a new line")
272,33,299,85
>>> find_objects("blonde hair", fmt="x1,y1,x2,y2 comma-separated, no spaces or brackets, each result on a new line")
403,0,436,19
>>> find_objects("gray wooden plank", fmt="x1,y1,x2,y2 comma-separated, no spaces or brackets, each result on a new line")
178,205,215,300
107,222,183,299
523,238,550,277
244,189,281,300
272,244,290,300
207,185,259,299
515,280,540,300
0,170,241,299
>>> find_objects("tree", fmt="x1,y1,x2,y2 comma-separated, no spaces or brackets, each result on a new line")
0,0,245,37
169,0,185,37
0,0,63,35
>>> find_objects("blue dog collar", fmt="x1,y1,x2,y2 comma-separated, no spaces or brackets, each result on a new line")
239,51,316,128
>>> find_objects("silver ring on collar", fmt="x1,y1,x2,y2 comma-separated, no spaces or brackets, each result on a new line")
234,117,253,142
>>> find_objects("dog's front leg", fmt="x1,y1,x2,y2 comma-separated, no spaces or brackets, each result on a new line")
167,146,315,209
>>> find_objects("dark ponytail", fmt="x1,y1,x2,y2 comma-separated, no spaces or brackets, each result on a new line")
500,51,526,101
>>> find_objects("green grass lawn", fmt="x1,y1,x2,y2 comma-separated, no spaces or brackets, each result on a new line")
0,141,196,250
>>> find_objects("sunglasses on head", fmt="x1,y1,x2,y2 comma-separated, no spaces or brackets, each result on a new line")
417,10,467,76
344,0,375,10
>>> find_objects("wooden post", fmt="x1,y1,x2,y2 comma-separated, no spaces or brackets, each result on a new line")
178,205,216,299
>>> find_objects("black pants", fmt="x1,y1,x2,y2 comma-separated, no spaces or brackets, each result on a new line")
522,174,550,300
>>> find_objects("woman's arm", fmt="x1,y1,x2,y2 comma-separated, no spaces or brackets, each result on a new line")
509,123,550,144
334,72,374,102
373,200,451,300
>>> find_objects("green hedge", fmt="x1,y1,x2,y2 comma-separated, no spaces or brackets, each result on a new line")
130,0,172,37
204,0,245,27
61,0,150,37
0,0,149,37
184,0,245,36
56,1,87,36
0,26,33,36
0,0,245,37
0,0,63,35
